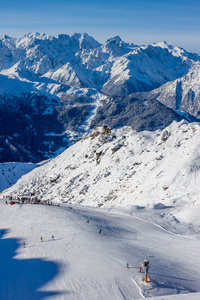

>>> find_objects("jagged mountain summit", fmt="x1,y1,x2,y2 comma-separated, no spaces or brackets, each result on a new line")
133,60,200,118
0,32,199,162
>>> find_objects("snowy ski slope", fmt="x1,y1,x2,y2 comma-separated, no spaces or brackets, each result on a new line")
0,200,200,300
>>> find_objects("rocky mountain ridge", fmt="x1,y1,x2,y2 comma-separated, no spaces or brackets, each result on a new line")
2,121,200,236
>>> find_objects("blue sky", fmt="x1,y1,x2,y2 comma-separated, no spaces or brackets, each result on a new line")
0,0,199,52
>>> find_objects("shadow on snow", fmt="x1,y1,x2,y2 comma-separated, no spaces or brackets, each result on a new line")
0,229,62,300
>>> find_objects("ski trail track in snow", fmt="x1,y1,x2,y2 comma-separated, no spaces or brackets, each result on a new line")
0,199,200,300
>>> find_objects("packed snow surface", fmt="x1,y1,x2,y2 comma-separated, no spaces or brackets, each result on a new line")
0,200,200,300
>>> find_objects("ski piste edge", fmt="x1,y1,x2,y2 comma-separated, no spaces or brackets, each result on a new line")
132,276,153,298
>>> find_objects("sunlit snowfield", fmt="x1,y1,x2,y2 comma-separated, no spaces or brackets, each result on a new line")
1,200,200,300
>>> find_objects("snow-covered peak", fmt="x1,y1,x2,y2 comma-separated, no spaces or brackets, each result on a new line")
152,41,187,57
0,34,16,49
140,60,200,118
22,32,52,40
105,36,137,51
24,32,41,39
101,36,132,57
152,41,200,61
16,33,53,49
106,36,123,44
70,32,101,50
153,40,172,49
57,33,71,46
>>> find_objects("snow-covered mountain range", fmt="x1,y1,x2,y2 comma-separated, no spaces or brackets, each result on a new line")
0,33,200,162
1,33,200,299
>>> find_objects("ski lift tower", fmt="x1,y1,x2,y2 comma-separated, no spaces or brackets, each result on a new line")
143,259,150,283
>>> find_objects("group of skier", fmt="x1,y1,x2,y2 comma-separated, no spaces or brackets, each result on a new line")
87,218,102,234
23,235,55,247
126,259,151,282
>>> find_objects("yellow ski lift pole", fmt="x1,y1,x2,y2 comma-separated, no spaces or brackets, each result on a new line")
143,259,149,283
145,272,148,283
